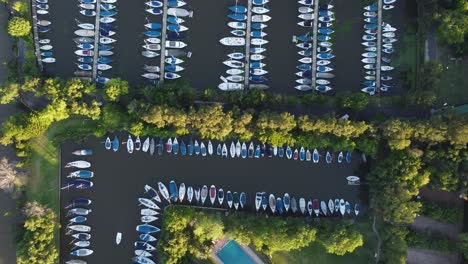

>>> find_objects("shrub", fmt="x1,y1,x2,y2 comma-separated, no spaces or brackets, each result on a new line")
7,17,31,37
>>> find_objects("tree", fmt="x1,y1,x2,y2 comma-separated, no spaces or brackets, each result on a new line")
379,119,414,150
381,226,408,264
318,225,364,256
255,111,296,146
337,92,370,112
103,78,129,101
7,17,31,37
0,157,27,193
17,209,59,264
189,105,233,140
459,233,468,259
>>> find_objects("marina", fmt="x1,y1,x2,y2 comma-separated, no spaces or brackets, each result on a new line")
59,134,364,263
43,0,409,93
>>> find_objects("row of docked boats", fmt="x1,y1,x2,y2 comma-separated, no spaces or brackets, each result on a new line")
35,0,56,64
360,2,397,95
295,1,335,93
104,135,352,164
63,149,95,262
73,0,119,84
218,0,271,91
141,1,192,83
133,183,165,264
254,192,360,217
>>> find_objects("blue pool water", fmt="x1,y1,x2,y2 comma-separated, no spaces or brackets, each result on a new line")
217,240,256,264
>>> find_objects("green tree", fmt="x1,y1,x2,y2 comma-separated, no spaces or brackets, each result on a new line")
17,208,59,264
337,92,370,112
189,105,233,140
318,225,364,256
103,78,129,101
459,233,468,259
7,17,31,37
379,119,414,150
255,111,296,146
381,226,408,264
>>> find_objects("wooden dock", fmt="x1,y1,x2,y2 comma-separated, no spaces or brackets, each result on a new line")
92,0,102,81
159,0,169,84
310,0,320,89
31,4,43,71
375,0,383,91
243,0,253,89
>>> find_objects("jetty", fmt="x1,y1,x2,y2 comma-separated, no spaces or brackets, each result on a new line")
159,0,169,84
243,0,253,89
375,0,383,91
92,0,102,81
31,5,43,71
310,0,320,89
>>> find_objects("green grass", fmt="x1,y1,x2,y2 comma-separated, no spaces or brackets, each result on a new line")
433,55,468,105
271,220,378,264
27,116,95,212
393,27,419,91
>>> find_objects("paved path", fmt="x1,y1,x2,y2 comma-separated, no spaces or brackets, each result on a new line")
371,216,381,264
425,27,437,62
411,215,461,240
407,248,458,264
0,5,21,264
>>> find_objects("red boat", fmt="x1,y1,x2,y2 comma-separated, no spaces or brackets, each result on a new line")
293,149,299,160
209,185,216,205
313,199,320,217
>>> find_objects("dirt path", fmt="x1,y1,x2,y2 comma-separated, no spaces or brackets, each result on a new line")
407,248,458,264
372,216,381,264
411,216,461,240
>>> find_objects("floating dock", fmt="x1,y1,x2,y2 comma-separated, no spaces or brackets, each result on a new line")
92,0,102,81
310,0,320,89
376,0,383,91
244,0,253,89
159,0,169,84
31,5,43,71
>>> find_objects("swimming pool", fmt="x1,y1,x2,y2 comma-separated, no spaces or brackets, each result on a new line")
217,240,256,264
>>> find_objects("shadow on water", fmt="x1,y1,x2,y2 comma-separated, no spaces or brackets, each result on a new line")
60,134,364,263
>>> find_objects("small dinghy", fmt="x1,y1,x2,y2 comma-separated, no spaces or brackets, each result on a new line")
326,151,332,164
240,192,246,209
180,140,187,155
261,193,267,211
328,199,335,214
141,208,159,216
141,215,158,223
136,224,160,234
283,193,290,212
139,198,160,210
70,249,93,257
313,149,319,163
187,186,193,203
222,143,228,158
178,183,186,202
209,185,216,205
169,180,178,202
67,170,93,179
255,192,262,211
194,140,200,155
111,135,119,152
217,188,224,205
201,185,208,205
226,191,233,208
135,241,156,251
68,224,91,232
321,201,328,215
269,194,276,213
233,192,240,210
157,182,170,202
68,208,92,216
65,160,91,169
140,233,157,243
69,216,87,223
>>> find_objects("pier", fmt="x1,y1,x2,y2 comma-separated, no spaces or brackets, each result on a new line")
159,0,169,84
92,0,102,81
375,0,383,91
31,4,43,71
243,0,253,89
310,0,319,89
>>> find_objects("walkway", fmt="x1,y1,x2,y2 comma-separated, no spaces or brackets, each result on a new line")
371,216,381,264
407,249,458,264
310,0,319,88
158,0,169,84
243,0,252,88
0,6,18,263
30,1,43,71
92,0,102,80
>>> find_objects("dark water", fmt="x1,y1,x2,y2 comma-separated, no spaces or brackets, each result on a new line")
59,135,362,263
43,0,407,95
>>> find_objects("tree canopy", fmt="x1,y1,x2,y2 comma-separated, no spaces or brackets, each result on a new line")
7,17,30,37
317,224,364,256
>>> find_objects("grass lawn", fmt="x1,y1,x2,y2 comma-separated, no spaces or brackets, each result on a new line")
433,54,468,105
394,26,419,91
271,219,377,264
27,116,96,212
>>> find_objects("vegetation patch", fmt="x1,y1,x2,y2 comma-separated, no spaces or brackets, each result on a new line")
419,200,463,224
406,230,457,252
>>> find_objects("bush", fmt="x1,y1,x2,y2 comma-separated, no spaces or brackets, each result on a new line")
7,17,31,37
419,200,462,224
406,230,457,252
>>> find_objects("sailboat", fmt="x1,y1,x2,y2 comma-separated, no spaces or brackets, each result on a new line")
188,138,194,155
241,142,247,158
255,192,262,211
218,188,224,205
307,200,313,216
291,197,297,213
187,186,193,203
144,185,161,203
283,193,290,212
142,137,150,152
240,192,246,209
172,138,179,154
337,152,344,163
226,191,233,208
261,193,267,211
229,142,236,158
135,137,141,151
201,185,208,205
216,143,222,156
222,143,228,157
313,149,319,163
178,183,186,202
194,140,200,155
207,140,213,155
328,199,335,214
269,194,276,213
233,192,240,210
194,188,200,203
248,142,254,158
169,180,178,202
200,142,207,156
105,137,111,150
138,198,160,210
157,182,170,202
209,185,216,205
299,198,306,214
286,146,292,159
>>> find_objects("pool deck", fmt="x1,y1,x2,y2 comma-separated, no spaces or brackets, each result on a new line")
211,238,265,264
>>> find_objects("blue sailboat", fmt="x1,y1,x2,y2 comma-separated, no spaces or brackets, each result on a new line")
298,35,313,42
299,147,305,161
254,145,261,158
157,139,163,156
100,10,117,17
200,142,207,156
229,5,247,13
240,192,246,209
143,31,161,37
216,144,222,156
98,44,113,51
318,28,334,34
251,23,267,30
317,53,334,59
249,76,267,83
180,140,186,155
167,16,185,24
297,64,311,71
346,152,352,163
136,224,160,233
313,149,319,163
278,147,284,157
78,57,93,63
188,138,194,155
228,13,247,21
251,31,265,38
112,136,119,152
97,57,113,63
276,198,283,215
286,146,292,159
167,32,186,40
145,23,162,30
67,198,92,208
261,193,267,210
41,51,53,57
169,180,178,202
67,170,93,179
326,151,332,164
194,141,200,155
172,138,179,154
